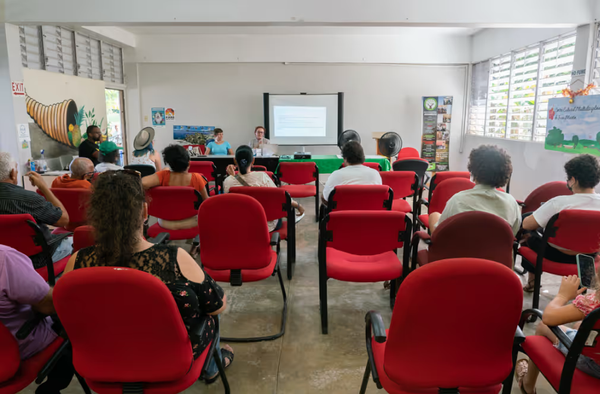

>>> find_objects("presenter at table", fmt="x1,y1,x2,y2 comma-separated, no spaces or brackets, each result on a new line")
249,126,270,149
205,128,233,155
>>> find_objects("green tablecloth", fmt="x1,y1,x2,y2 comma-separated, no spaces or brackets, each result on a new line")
278,155,391,174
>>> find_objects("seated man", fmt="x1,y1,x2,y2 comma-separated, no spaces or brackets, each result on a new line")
521,154,600,292
0,245,74,393
0,152,72,270
51,158,94,189
94,141,123,173
322,141,382,205
428,145,521,235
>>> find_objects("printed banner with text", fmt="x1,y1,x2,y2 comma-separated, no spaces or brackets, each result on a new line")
422,96,452,171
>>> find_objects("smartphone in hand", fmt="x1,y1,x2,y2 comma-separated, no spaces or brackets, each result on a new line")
576,254,596,289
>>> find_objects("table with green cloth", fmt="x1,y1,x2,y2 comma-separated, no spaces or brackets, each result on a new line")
278,155,391,174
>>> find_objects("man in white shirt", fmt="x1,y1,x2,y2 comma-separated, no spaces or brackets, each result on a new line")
322,141,382,204
94,141,124,173
521,154,600,291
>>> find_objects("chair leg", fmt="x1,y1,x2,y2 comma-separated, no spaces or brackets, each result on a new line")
75,372,92,394
315,194,319,222
319,275,328,334
501,346,519,394
532,270,542,311
287,240,295,281
213,349,231,394
359,360,371,394
221,267,287,342
389,278,397,310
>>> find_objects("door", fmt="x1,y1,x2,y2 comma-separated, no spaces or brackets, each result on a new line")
105,89,127,164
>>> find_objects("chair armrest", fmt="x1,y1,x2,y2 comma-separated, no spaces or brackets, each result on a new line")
514,325,526,347
16,314,45,340
35,339,71,384
549,325,574,351
148,232,170,245
411,231,431,245
517,200,525,207
47,232,73,247
270,232,281,246
520,308,544,328
189,316,210,345
365,311,387,343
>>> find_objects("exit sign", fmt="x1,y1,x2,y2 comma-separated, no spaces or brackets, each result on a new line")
12,81,24,96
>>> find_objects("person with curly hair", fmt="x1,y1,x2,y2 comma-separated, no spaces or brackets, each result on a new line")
428,145,520,235
62,171,234,383
521,154,600,292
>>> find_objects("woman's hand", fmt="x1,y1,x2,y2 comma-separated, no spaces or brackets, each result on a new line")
225,164,236,177
557,275,586,301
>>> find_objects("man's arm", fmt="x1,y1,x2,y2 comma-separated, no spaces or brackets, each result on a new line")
31,288,56,315
522,215,540,231
27,172,69,228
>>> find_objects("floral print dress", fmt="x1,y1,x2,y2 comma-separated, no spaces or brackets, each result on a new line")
74,244,225,359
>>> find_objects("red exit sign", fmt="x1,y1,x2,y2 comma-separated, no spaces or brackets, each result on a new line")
12,81,24,96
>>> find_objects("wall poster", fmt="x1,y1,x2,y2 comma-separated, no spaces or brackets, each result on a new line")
421,96,452,171
151,107,166,126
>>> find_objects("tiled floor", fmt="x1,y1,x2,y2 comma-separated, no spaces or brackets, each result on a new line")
23,197,562,393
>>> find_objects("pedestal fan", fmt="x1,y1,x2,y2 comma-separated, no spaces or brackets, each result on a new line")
378,132,403,162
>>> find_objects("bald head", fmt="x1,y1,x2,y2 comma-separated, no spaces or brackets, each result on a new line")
70,158,94,180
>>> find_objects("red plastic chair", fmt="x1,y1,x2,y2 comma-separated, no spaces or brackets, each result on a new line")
411,211,515,270
229,187,296,279
380,171,419,214
427,171,471,203
199,194,286,342
324,185,393,218
53,267,229,393
510,308,600,394
392,158,430,198
251,165,267,171
277,162,320,222
189,161,220,195
416,178,475,232
518,210,600,311
0,214,70,284
361,258,523,394
319,211,412,334
36,188,91,234
520,181,572,214
340,162,382,171
73,225,95,252
397,147,420,159
146,187,202,252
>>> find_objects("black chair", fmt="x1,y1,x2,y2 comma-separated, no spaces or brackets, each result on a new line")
124,164,156,177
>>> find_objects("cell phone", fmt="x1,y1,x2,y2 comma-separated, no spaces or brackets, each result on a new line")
576,254,596,289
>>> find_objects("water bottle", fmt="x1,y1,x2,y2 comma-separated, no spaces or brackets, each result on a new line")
119,149,124,166
38,150,48,173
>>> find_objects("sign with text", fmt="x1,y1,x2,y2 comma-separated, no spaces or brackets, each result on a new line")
421,96,452,171
11,81,24,96
545,95,600,156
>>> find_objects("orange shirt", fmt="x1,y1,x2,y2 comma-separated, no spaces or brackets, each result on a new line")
155,170,207,193
51,174,92,189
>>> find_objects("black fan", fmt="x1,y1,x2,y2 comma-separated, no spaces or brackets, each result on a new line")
378,132,403,160
337,129,361,150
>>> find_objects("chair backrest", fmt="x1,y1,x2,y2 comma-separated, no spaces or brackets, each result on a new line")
251,165,267,171
48,188,92,231
146,187,201,221
428,171,471,201
384,258,522,389
73,225,95,252
429,211,514,268
397,147,420,159
199,194,272,270
0,323,20,382
0,214,43,257
380,171,418,200
522,181,572,214
392,158,429,187
327,185,393,213
188,161,217,182
428,178,475,214
277,162,318,185
54,267,193,383
123,164,156,177
229,187,291,221
321,211,410,256
264,171,280,186
545,210,600,254
340,162,382,171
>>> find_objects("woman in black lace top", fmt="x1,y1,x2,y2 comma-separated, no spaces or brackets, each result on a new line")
63,170,234,382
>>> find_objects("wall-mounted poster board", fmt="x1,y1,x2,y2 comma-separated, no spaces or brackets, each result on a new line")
545,95,600,155
422,96,452,171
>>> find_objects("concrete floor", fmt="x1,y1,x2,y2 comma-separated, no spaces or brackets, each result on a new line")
23,197,564,394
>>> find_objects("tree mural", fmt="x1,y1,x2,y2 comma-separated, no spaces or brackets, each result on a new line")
546,127,564,147
573,135,579,148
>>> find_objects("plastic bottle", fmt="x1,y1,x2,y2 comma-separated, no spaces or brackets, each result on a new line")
38,150,48,173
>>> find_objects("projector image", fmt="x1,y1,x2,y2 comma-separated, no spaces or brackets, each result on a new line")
294,152,312,159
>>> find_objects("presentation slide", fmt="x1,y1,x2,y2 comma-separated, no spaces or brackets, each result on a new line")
267,94,340,146
273,106,327,137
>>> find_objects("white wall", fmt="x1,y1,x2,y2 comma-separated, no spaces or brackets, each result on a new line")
133,62,467,169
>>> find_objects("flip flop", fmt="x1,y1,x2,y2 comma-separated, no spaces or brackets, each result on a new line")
523,279,540,293
204,347,235,384
295,212,305,223
515,359,536,394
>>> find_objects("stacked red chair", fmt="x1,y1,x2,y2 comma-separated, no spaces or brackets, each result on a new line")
411,211,515,270
229,187,297,279
519,181,572,214
277,162,320,221
392,158,430,201
54,267,229,393
339,162,382,171
189,161,220,195
380,171,419,215
416,178,475,232
518,210,600,311
199,194,287,342
323,185,393,219
319,211,412,334
36,188,91,234
426,171,470,204
397,147,420,159
361,258,523,394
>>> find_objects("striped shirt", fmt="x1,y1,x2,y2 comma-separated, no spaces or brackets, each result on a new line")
0,183,63,268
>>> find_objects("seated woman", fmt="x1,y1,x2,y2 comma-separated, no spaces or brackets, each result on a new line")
521,154,600,292
516,274,600,393
428,144,521,235
130,127,162,170
142,144,209,230
223,145,305,230
63,171,233,382
205,128,233,156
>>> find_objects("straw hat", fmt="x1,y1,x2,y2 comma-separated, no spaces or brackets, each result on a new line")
133,127,155,150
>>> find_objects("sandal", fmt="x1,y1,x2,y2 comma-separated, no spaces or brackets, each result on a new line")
515,359,536,394
204,346,234,384
295,205,306,223
383,281,391,290
523,279,540,293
